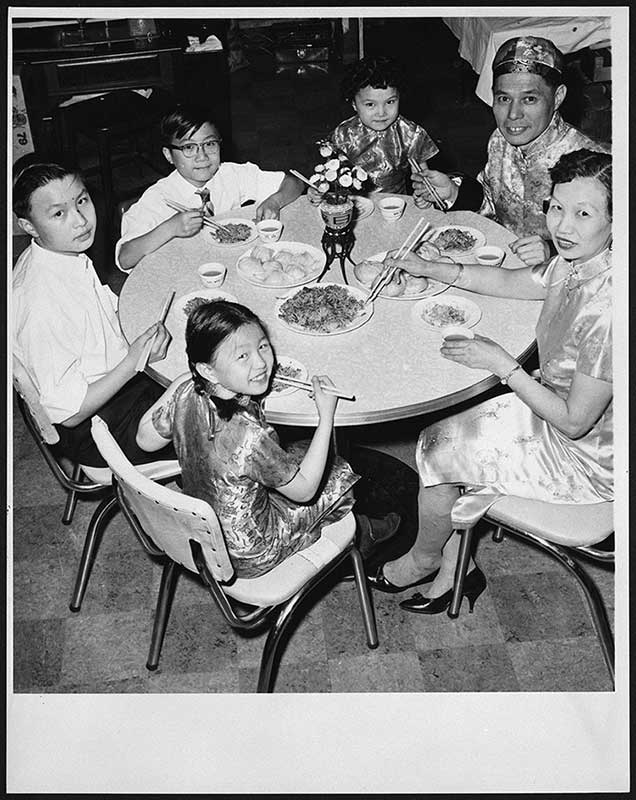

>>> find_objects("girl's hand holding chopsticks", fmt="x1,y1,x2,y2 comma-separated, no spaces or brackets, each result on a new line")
310,375,339,420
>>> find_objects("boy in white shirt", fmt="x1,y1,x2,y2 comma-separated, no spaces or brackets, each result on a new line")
13,162,175,467
117,104,304,270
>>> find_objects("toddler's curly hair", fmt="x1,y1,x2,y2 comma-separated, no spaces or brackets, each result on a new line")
341,56,406,103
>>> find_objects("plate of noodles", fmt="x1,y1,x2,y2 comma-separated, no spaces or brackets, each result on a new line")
276,283,373,336
410,294,481,331
208,217,258,248
167,288,238,331
428,225,486,258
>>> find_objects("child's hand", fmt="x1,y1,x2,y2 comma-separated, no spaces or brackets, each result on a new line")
509,235,551,267
127,322,171,368
309,375,338,421
170,210,204,238
412,169,455,208
307,186,324,206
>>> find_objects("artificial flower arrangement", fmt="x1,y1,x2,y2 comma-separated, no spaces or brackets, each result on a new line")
309,140,368,203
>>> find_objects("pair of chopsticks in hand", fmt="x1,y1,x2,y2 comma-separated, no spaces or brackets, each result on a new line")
290,169,326,197
274,374,355,402
135,291,175,373
164,199,231,235
364,218,434,305
408,157,447,213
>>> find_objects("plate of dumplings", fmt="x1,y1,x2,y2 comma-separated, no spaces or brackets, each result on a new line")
353,251,448,300
236,241,325,288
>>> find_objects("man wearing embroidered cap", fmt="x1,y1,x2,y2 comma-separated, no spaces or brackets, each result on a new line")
413,35,607,267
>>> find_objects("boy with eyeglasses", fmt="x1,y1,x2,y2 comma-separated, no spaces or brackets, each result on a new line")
116,105,304,270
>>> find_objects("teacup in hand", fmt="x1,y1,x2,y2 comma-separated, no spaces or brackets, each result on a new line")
256,219,283,242
378,196,406,222
442,325,475,341
198,262,227,288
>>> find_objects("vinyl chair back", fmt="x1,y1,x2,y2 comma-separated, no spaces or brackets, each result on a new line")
449,493,615,686
90,415,378,692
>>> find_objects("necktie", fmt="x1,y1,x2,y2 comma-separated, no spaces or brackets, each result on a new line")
195,187,214,216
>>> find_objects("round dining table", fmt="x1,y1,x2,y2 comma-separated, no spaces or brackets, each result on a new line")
118,195,542,428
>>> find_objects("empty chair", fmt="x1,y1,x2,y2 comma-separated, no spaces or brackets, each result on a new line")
12,355,180,612
90,415,378,692
448,493,615,685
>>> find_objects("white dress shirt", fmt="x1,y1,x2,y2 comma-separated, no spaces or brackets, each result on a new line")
115,162,285,268
13,241,129,424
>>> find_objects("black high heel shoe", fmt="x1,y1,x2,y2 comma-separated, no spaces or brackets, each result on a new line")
367,564,440,594
399,567,487,615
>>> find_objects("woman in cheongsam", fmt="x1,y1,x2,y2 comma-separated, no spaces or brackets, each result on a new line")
370,149,613,614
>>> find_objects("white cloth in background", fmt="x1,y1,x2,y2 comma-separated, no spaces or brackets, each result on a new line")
115,162,285,268
443,16,611,105
12,241,128,423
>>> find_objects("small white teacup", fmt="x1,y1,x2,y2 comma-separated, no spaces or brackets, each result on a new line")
256,219,283,242
474,245,505,267
198,262,227,288
378,196,406,222
442,325,475,341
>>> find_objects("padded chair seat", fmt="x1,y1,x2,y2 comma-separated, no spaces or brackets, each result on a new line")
81,460,181,485
224,513,356,606
487,496,614,547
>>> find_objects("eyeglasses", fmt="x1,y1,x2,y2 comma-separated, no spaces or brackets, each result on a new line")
168,138,222,158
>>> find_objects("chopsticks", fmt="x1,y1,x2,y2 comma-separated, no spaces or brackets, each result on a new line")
164,199,231,234
408,157,447,213
135,290,175,373
290,169,327,196
364,218,433,305
274,374,355,402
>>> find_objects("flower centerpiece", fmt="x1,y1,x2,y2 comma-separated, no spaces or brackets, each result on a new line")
310,140,368,230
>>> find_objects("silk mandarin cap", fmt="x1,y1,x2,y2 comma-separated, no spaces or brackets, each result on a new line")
492,36,564,83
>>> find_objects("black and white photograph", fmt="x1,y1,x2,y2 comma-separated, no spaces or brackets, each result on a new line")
6,6,629,794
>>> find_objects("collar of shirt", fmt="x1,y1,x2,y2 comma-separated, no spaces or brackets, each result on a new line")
566,247,612,288
30,240,92,280
518,112,567,160
168,168,219,206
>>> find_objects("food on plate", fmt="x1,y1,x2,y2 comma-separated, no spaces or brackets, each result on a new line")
355,259,429,297
415,241,442,260
278,284,365,333
433,228,478,252
240,244,322,286
421,302,467,327
271,361,305,392
210,222,254,244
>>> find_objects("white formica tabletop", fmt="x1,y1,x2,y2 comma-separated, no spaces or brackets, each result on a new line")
118,195,542,427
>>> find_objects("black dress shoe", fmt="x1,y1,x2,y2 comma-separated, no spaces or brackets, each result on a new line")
367,564,440,594
399,567,487,615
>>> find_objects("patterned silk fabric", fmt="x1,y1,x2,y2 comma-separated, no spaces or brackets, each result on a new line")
332,115,438,194
153,380,359,578
417,249,613,509
478,113,606,238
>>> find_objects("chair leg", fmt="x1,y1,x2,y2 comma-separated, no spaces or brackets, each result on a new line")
349,546,378,649
69,494,119,612
492,526,505,543
448,527,474,618
147,560,181,671
62,463,82,525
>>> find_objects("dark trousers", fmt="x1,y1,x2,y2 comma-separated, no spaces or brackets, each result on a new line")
54,374,176,468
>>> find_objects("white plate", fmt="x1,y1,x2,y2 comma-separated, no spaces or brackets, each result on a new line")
353,251,448,301
276,282,373,336
410,294,482,331
236,241,325,288
428,225,486,257
167,288,238,331
208,217,258,248
269,356,309,396
352,196,375,221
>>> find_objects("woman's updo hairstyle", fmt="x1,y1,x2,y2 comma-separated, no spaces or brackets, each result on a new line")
549,148,612,219
341,55,406,103
186,300,266,419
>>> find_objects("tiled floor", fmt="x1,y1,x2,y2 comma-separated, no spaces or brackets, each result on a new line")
11,17,615,694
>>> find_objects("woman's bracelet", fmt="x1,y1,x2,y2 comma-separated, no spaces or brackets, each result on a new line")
446,262,464,288
499,363,522,385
